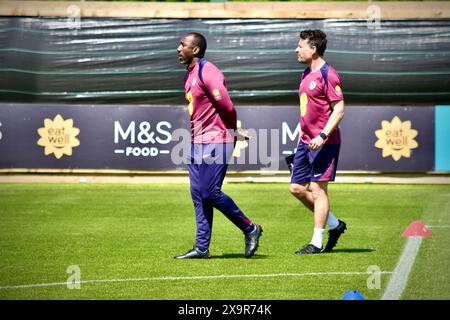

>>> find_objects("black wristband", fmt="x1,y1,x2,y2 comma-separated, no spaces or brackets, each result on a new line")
319,132,327,139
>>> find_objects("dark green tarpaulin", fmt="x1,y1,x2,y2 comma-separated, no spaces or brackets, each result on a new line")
1,17,449,105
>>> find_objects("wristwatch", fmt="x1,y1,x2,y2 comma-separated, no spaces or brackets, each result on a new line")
319,132,327,140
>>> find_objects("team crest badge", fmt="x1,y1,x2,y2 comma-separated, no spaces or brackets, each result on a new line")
309,81,316,90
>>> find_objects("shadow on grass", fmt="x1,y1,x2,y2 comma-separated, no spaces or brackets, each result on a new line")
211,253,268,259
328,248,375,253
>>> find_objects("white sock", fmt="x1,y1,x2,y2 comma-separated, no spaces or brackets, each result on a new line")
327,211,340,230
310,228,325,249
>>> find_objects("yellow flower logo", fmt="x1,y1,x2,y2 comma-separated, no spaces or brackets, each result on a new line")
374,116,418,161
37,114,80,159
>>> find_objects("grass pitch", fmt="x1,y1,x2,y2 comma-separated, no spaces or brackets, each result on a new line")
0,183,449,300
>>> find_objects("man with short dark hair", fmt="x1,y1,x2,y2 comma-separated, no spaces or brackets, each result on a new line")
174,32,262,259
290,29,347,254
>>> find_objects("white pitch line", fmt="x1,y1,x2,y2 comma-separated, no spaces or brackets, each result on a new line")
426,225,450,229
0,271,393,290
382,236,423,300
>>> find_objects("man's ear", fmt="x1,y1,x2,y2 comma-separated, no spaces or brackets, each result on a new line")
193,46,200,56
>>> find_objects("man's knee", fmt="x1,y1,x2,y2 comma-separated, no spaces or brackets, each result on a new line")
200,188,223,203
309,183,328,200
290,184,308,198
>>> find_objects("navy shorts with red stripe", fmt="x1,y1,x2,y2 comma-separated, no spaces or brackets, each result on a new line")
290,142,340,184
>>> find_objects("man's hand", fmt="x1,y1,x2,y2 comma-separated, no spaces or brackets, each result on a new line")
308,135,324,151
236,127,250,141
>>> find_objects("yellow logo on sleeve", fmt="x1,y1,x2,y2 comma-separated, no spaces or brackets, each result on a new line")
213,89,221,101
